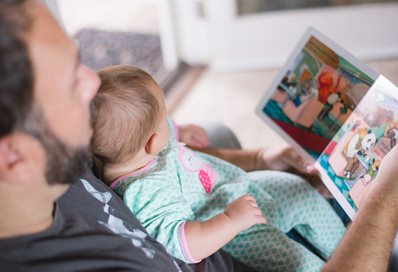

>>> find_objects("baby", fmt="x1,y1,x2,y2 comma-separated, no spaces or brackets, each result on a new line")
91,65,345,272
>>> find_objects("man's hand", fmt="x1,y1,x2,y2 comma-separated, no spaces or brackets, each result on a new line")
367,144,398,213
255,144,332,197
178,124,209,148
224,195,267,233
323,144,398,272
255,143,316,173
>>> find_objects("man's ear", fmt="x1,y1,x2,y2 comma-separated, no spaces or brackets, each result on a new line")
0,136,22,178
0,134,44,183
145,133,162,155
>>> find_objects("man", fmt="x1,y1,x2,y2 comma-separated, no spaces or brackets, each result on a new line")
0,0,397,271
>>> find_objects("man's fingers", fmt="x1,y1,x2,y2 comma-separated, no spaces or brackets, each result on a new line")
304,164,319,175
282,152,307,172
193,128,209,147
283,149,317,174
303,173,322,186
304,174,332,198
179,124,209,147
193,135,207,147
319,187,333,198
190,137,204,148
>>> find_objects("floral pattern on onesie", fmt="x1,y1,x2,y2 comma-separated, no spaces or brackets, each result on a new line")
177,143,218,193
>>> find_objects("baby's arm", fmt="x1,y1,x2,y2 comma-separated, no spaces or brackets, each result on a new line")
184,195,267,261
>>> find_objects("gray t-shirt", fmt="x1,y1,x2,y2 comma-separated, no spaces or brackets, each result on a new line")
0,169,249,272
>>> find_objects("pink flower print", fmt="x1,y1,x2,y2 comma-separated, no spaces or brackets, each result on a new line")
178,144,202,172
198,164,218,193
177,143,218,193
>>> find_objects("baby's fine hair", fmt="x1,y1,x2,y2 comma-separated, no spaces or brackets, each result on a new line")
91,65,160,164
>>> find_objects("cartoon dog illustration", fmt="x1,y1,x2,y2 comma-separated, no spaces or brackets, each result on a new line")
359,158,381,186
343,128,377,179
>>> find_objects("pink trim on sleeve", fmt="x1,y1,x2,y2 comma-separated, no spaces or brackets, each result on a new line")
178,222,202,264
110,157,157,189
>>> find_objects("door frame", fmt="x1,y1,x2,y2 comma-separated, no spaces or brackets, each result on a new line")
160,0,398,72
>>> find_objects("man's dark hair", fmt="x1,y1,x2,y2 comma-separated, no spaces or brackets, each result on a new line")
0,1,90,185
0,0,33,137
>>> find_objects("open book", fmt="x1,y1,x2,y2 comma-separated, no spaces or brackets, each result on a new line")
256,27,398,220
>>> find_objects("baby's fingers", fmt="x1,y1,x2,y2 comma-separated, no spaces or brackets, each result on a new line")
242,194,256,202
249,205,267,224
254,214,267,225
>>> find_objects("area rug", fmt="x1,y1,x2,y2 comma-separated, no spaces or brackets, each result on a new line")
73,28,170,87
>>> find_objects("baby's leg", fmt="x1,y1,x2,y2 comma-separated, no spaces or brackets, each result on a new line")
223,223,324,272
248,171,346,260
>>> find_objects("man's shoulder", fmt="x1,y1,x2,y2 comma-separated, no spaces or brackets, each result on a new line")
59,169,147,232
0,169,181,272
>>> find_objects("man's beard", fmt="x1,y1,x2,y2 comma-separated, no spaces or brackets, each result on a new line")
40,130,91,185
23,107,91,185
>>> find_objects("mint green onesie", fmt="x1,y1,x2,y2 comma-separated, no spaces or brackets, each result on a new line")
111,120,345,271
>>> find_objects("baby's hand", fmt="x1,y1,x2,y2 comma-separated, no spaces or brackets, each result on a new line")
224,195,267,233
178,124,209,148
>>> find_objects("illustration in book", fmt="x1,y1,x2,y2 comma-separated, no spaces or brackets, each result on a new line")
317,77,398,212
256,28,397,219
262,35,374,159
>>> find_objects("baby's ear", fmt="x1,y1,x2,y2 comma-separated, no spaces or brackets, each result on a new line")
145,134,162,155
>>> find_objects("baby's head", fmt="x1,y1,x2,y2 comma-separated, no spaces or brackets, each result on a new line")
91,65,169,168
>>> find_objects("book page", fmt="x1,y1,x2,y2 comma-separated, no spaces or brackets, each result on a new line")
316,76,398,219
256,28,377,163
